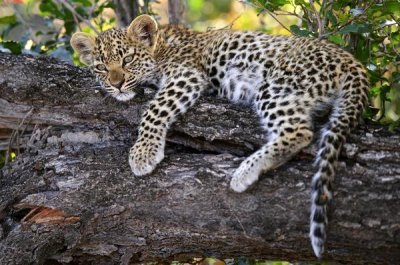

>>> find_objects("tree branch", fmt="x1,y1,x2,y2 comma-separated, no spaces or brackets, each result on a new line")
0,53,399,264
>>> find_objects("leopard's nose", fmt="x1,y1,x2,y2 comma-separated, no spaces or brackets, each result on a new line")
110,79,125,89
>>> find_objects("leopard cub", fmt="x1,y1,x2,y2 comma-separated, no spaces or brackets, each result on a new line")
71,15,369,257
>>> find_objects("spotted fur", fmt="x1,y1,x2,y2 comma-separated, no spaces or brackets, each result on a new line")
71,15,369,257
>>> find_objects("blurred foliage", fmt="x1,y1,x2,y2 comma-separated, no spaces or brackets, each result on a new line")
243,0,400,126
0,0,118,62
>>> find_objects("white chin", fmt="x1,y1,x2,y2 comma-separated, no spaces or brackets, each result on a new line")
114,92,135,101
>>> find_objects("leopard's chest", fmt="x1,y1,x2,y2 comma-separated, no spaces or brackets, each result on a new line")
201,33,285,104
218,61,264,103
205,50,271,104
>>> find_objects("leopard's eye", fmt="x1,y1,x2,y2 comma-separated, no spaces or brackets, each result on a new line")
123,55,133,64
96,64,107,71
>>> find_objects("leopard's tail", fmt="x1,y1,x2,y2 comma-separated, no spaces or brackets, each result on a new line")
310,66,369,257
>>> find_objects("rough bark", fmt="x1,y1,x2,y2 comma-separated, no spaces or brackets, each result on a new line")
0,52,399,265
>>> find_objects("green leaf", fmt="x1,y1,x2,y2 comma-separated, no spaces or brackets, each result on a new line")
339,23,370,34
39,0,63,18
295,0,311,10
0,15,17,24
75,6,88,18
393,72,400,82
290,25,312,37
380,84,392,102
294,0,306,4
257,0,290,12
72,0,92,7
1,41,23,54
370,86,380,97
354,37,370,63
336,12,351,24
384,0,400,15
363,106,379,119
368,69,388,84
328,34,346,45
326,10,338,26
269,0,290,5
64,20,76,36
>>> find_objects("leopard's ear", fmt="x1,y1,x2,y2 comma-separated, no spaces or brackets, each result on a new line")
127,15,158,49
70,32,95,65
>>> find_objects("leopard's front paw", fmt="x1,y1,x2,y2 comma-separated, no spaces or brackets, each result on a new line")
230,159,260,193
129,140,165,176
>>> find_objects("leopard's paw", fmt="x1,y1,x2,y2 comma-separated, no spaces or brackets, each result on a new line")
129,140,165,176
230,158,260,193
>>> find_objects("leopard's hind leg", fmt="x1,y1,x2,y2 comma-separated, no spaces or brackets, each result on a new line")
230,81,314,192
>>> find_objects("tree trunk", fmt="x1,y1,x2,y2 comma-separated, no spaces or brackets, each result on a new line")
113,0,139,27
113,0,153,27
168,0,185,24
0,53,399,265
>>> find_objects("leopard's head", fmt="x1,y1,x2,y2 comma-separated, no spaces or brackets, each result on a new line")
71,15,158,101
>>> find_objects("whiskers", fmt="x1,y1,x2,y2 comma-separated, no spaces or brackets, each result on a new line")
94,80,152,102
101,93,113,102
90,85,104,90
